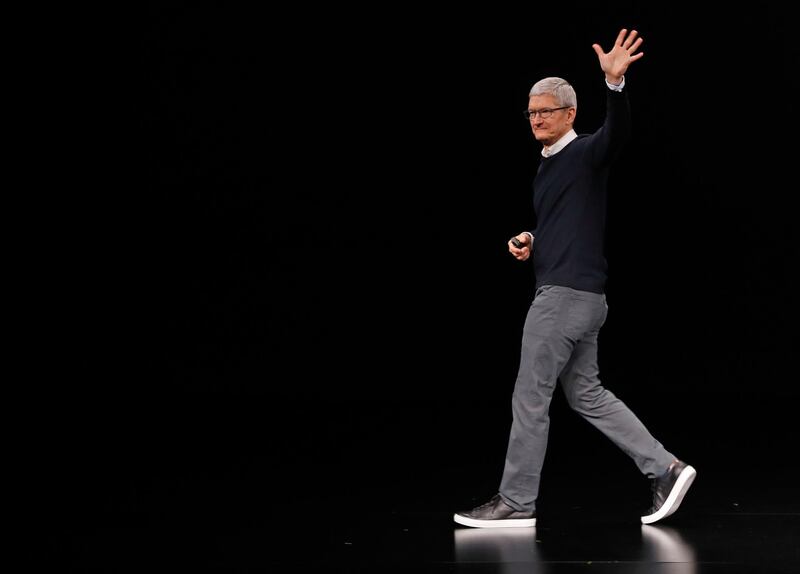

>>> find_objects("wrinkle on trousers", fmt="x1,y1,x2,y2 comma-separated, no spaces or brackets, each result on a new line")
499,285,675,512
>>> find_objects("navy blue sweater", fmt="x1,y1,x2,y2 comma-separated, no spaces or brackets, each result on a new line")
531,88,631,294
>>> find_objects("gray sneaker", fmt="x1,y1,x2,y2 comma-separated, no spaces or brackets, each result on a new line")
454,494,536,528
641,460,697,525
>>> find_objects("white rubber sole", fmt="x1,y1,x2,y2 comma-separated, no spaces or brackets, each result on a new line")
453,514,536,528
641,465,697,525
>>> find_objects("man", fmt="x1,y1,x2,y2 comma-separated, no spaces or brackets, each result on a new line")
454,29,696,528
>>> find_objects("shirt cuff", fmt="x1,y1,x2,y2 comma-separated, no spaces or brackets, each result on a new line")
606,76,625,92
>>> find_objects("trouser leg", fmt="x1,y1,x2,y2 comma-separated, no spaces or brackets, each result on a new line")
499,286,579,511
559,298,675,479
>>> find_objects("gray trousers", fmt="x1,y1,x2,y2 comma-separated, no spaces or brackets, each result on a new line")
499,285,675,512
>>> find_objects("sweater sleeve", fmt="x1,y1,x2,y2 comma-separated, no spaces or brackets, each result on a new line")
587,88,632,167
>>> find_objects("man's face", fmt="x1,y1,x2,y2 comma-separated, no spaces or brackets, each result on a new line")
527,95,575,147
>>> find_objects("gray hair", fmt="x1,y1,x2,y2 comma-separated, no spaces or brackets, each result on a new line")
529,77,577,110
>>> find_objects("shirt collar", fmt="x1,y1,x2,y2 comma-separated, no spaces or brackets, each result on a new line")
541,129,577,158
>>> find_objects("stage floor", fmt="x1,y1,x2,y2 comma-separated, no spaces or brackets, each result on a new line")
53,395,800,572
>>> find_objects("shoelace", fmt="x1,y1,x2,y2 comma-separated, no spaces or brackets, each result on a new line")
475,495,501,511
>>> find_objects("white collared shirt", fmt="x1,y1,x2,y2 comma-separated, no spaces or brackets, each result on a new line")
541,130,578,158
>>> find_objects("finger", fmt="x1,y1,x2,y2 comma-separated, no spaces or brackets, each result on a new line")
629,37,643,53
615,28,628,46
591,43,604,57
622,29,638,49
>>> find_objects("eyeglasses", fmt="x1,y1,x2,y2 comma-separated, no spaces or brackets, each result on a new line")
523,106,570,120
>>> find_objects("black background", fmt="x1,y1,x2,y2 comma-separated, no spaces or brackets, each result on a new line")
136,3,797,401
58,2,800,557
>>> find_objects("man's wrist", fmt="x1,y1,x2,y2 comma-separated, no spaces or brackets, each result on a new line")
605,75,625,91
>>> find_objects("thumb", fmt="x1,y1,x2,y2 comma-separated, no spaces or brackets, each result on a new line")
591,43,604,58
